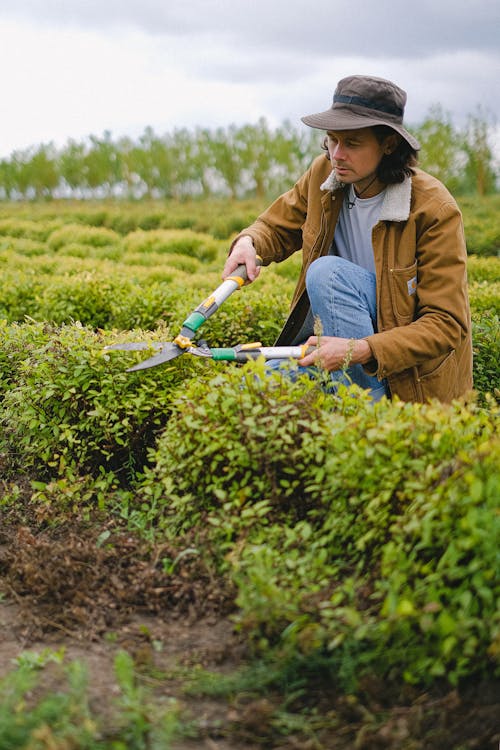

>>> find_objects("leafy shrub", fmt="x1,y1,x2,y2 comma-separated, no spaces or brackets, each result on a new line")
0,322,196,483
209,210,263,240
123,229,220,261
48,223,121,251
137,364,499,689
472,311,500,403
36,275,133,328
0,218,61,241
138,363,336,536
131,251,201,274
0,270,44,323
469,280,500,315
465,219,500,257
374,439,500,685
58,241,124,261
0,236,47,256
467,254,500,283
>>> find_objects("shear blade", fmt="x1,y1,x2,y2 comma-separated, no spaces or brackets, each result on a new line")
126,343,184,371
105,342,165,352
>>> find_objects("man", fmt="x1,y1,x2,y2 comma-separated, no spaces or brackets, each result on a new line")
222,75,473,403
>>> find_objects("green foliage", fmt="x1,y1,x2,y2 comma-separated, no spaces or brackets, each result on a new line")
376,439,500,684
0,217,61,241
460,194,500,257
0,235,47,256
112,650,181,749
0,110,497,200
0,199,498,705
123,228,220,261
469,280,500,315
48,222,121,251
137,364,500,689
137,363,337,538
413,104,465,193
467,253,500,282
0,651,180,749
0,321,194,483
472,311,500,403
0,657,97,749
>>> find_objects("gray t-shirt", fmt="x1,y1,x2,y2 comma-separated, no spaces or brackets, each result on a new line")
332,185,386,274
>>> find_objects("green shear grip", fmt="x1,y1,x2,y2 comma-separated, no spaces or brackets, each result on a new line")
211,348,237,361
182,311,207,332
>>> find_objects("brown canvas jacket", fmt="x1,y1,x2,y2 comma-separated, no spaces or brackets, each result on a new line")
236,154,473,403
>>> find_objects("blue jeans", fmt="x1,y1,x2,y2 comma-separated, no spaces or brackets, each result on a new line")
268,256,389,401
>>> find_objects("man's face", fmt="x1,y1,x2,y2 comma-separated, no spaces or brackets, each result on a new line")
325,127,388,187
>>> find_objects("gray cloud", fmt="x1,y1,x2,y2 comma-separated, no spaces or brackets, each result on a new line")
3,0,500,59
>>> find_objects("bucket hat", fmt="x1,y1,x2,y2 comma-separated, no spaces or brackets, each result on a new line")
302,75,420,150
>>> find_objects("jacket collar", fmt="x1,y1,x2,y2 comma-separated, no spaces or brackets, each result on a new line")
320,170,412,222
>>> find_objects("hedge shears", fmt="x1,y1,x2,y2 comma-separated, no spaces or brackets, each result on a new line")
105,257,316,371
107,339,314,366
106,258,265,371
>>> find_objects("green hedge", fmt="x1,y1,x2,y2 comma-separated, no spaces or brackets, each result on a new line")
136,364,500,689
0,322,197,483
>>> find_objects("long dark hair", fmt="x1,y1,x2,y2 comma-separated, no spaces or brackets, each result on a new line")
321,125,418,184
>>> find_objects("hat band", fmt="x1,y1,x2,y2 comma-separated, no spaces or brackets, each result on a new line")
333,94,403,118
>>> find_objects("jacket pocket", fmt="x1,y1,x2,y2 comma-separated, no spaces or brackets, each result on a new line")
389,262,418,323
417,350,459,403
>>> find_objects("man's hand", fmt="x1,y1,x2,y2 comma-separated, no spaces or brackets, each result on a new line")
222,235,261,283
298,336,372,371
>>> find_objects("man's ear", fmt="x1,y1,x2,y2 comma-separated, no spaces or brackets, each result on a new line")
384,133,401,155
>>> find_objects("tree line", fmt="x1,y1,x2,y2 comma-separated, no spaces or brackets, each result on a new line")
0,107,497,202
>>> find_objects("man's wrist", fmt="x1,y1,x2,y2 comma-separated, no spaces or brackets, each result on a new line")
354,338,373,365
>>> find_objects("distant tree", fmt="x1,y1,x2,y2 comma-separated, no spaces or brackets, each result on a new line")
9,149,36,198
236,118,276,199
59,139,88,196
274,120,323,188
1,110,497,201
462,106,498,195
0,158,16,200
168,128,204,199
210,125,246,199
84,131,123,197
132,127,175,199
413,105,465,194
193,127,218,198
26,143,59,199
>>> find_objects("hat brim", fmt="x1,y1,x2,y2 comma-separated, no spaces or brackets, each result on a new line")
301,109,420,151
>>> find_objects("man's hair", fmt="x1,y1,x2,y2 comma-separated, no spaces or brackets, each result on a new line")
321,125,418,184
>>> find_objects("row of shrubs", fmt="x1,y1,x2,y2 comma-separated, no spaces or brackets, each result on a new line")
0,200,262,241
0,228,498,402
1,322,499,692
0,204,499,698
0,194,499,253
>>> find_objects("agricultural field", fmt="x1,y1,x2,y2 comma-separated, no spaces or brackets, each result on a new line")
0,197,499,749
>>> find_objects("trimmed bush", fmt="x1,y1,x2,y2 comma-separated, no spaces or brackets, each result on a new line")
468,280,500,315
137,363,500,689
0,322,197,483
48,224,121,251
0,236,47,256
472,311,500,403
123,229,221,261
467,254,500,283
0,218,61,241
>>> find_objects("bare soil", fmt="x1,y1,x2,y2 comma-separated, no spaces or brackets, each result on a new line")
1,499,499,749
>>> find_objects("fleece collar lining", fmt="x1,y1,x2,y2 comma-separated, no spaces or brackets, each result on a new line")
320,170,412,222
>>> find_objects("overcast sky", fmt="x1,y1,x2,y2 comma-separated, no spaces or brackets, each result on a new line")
1,0,499,158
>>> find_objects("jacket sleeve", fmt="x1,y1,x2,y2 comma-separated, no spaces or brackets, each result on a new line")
366,197,470,380
230,160,320,265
